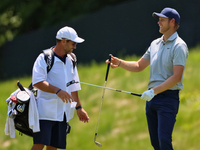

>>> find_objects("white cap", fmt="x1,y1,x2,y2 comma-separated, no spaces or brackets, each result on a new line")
56,26,85,43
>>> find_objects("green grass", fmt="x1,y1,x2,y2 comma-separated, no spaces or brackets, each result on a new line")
0,46,200,150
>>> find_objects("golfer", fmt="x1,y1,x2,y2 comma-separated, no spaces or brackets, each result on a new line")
106,8,188,150
31,26,89,150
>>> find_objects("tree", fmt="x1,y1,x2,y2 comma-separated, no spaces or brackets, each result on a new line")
0,0,131,47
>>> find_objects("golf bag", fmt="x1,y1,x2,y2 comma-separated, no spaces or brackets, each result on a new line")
6,82,34,137
13,92,32,137
6,49,77,137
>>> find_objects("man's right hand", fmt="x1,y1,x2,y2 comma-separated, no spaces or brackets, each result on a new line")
33,81,73,103
105,55,121,69
56,89,73,103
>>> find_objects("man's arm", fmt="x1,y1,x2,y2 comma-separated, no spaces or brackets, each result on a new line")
71,91,81,107
71,91,89,123
141,65,185,101
119,57,150,72
33,81,73,103
106,55,150,72
153,65,184,94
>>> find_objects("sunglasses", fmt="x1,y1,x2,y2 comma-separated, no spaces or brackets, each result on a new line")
72,41,77,47
65,39,77,46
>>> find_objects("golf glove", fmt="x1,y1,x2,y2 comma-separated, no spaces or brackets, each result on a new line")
141,89,155,101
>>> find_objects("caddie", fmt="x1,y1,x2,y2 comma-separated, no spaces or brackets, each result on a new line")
31,26,89,150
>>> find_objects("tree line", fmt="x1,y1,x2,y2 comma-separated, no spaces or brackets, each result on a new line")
0,0,132,48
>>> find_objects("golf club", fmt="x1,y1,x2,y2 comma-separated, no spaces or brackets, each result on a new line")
94,54,112,147
80,82,141,97
17,81,25,91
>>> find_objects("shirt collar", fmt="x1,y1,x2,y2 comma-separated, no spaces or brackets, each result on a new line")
160,32,178,44
51,46,67,63
166,32,178,42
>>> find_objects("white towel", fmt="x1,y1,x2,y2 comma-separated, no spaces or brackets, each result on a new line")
28,89,40,132
5,114,16,138
5,89,19,138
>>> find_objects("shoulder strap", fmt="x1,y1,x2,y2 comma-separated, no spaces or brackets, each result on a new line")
43,50,76,70
29,51,76,91
43,49,55,73
28,49,54,90
69,52,77,69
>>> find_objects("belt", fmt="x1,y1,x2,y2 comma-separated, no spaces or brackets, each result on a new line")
158,89,179,95
149,88,179,95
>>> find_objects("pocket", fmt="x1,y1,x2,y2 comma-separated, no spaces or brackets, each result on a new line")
66,122,71,134
69,102,77,119
65,101,77,121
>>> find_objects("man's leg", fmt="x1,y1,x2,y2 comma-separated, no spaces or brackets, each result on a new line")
32,120,53,150
157,111,176,150
146,101,160,150
157,94,179,150
31,144,44,150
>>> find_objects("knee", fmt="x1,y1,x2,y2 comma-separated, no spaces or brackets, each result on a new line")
31,144,45,150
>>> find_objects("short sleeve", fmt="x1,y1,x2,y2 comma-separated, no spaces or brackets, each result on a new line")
32,53,47,85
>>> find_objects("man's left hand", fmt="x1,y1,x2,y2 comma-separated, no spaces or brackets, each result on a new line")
76,108,89,123
141,89,155,101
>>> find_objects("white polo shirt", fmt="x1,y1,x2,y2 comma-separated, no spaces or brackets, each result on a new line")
32,51,81,122
142,32,188,90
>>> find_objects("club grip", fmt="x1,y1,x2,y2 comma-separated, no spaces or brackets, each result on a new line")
17,81,25,91
131,93,142,97
105,54,112,81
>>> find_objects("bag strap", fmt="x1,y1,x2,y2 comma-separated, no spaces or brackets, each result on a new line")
43,49,55,73
28,49,77,90
69,52,77,69
28,49,54,90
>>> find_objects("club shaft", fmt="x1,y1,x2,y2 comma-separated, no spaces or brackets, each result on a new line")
95,81,107,134
80,82,141,97
94,54,111,145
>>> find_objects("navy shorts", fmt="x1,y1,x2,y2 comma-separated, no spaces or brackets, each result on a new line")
33,116,69,149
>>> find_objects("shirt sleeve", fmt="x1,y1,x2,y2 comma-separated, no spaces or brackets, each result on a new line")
142,46,150,60
32,53,47,85
173,43,188,66
70,66,81,92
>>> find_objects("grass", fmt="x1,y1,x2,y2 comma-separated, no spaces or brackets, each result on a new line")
0,46,200,149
